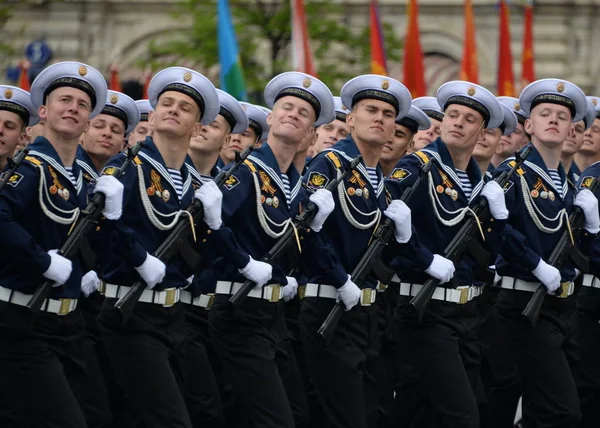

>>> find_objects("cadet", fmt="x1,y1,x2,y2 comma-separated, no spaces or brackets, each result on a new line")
560,98,595,184
0,61,123,428
127,99,153,148
96,66,220,428
493,78,599,428
408,96,444,153
313,96,351,154
0,86,39,170
574,97,600,174
491,97,530,172
386,81,507,428
218,102,268,167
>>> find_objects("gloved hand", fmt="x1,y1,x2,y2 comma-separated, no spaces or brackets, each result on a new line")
425,254,455,284
309,189,335,232
195,181,223,230
186,275,194,286
135,253,166,290
574,189,600,233
239,256,272,288
282,276,298,302
384,200,412,243
95,175,124,220
532,258,561,294
43,249,72,286
337,275,361,311
81,270,100,297
481,181,509,220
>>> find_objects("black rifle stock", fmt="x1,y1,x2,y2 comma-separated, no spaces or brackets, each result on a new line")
317,159,435,346
113,146,254,323
228,155,363,307
27,143,143,314
522,176,598,326
0,149,29,191
409,146,533,322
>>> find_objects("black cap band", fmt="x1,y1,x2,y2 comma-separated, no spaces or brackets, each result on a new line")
531,93,576,118
44,77,97,109
140,112,149,122
352,89,399,114
335,111,347,123
499,122,506,134
515,112,527,126
219,106,236,130
597,112,600,119
248,118,263,139
101,105,129,130
275,87,321,119
159,83,205,118
444,95,490,126
0,100,30,126
396,116,419,134
422,109,444,122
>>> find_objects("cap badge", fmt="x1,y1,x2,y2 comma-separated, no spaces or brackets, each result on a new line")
557,83,565,93
78,66,87,76
514,103,520,111
381,80,390,90
183,71,192,82
467,87,476,96
303,78,311,88
110,94,118,104
4,89,12,99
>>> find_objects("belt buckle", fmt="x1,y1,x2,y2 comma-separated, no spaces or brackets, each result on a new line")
361,288,374,306
163,288,178,307
58,298,73,316
98,281,106,295
269,285,282,303
457,286,469,304
298,284,306,300
555,282,570,299
206,293,215,309
376,281,388,292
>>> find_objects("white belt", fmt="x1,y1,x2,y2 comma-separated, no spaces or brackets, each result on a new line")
399,282,482,304
501,276,574,298
215,281,283,303
304,283,377,306
180,290,215,309
583,274,600,289
104,283,181,307
0,286,77,316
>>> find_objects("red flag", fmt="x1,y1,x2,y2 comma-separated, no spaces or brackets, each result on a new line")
402,0,426,97
290,0,317,76
142,67,152,99
109,64,122,92
460,0,479,83
521,0,535,87
497,0,515,96
18,60,31,91
370,0,387,75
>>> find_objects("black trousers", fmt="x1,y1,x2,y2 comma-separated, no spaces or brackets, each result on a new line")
300,297,379,428
0,302,88,428
495,290,581,428
209,295,295,428
394,296,482,428
99,299,192,428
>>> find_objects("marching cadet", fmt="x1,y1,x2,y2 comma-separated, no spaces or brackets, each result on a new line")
205,71,335,428
490,97,530,173
0,61,124,428
126,99,153,149
313,96,351,154
183,88,247,428
407,96,444,153
560,98,595,184
299,74,413,428
493,79,599,428
574,97,600,174
96,66,221,428
386,81,507,428
0,86,39,170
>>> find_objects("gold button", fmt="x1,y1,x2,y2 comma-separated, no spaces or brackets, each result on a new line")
95,226,101,232
487,228,492,233
202,239,207,243
490,218,494,222
207,229,212,235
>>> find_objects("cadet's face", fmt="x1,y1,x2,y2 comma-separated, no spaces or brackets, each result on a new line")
346,100,396,147
526,103,572,148
82,114,126,161
497,122,526,158
380,123,413,164
221,126,258,164
268,96,316,145
127,121,152,148
441,105,485,151
151,91,201,139
41,87,92,140
0,110,25,159
581,118,600,156
562,120,585,156
474,127,502,161
412,117,441,151
315,119,350,153
189,114,230,154
26,121,44,143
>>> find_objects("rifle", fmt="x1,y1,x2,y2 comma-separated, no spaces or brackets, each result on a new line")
409,146,533,322
317,159,435,346
522,176,599,326
0,149,29,191
113,146,253,322
27,143,143,314
228,154,363,307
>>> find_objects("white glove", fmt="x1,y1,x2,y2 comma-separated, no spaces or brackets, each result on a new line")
384,200,412,243
309,189,335,232
186,275,194,286
95,175,124,220
43,249,72,286
481,181,508,220
574,189,600,234
282,276,298,302
337,275,361,311
238,256,272,288
194,181,223,230
532,259,561,294
135,253,166,290
425,254,455,284
81,270,100,297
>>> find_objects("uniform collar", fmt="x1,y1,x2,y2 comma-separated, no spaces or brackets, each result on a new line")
75,145,99,180
28,136,84,193
520,143,569,198
184,155,221,185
